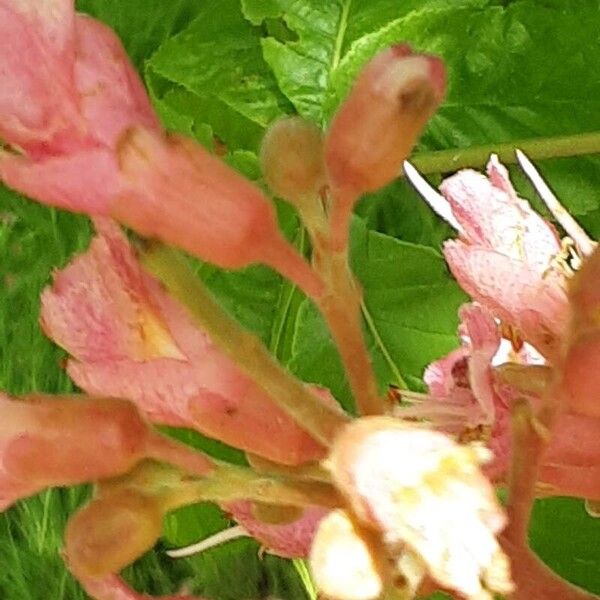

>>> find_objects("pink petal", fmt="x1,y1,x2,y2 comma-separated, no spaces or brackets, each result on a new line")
226,501,328,558
73,15,159,148
444,241,568,357
0,148,119,213
424,346,469,398
75,574,206,600
41,221,329,465
0,0,83,154
486,154,518,202
459,303,501,422
440,165,561,272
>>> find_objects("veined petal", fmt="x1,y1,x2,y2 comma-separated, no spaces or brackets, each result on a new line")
440,165,561,271
444,241,568,357
41,221,329,465
0,0,82,154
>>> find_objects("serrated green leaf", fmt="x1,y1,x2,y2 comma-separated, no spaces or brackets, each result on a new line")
146,0,293,152
324,0,600,218
241,0,484,124
75,0,204,73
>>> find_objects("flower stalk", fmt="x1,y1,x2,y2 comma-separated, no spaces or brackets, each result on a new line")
139,242,350,446
408,131,600,175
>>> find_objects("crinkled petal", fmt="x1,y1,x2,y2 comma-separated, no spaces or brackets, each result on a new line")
459,304,501,422
424,347,469,398
0,0,83,154
74,15,159,148
440,165,561,271
41,220,328,465
444,241,568,356
0,149,119,213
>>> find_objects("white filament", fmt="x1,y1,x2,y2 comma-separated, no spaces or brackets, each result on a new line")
516,149,596,257
166,525,249,558
403,160,463,232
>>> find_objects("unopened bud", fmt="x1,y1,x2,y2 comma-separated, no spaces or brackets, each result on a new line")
5,396,148,485
65,489,163,578
113,127,289,269
325,45,445,195
260,117,325,202
310,509,389,600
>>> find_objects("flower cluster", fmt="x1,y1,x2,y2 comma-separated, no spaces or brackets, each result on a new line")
1,2,599,600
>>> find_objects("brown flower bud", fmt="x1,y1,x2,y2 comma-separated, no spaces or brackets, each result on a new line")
65,488,163,578
260,117,325,202
325,45,445,196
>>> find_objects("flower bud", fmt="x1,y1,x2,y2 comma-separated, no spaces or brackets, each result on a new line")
260,117,325,202
325,45,445,195
4,396,148,485
112,127,293,269
65,488,163,578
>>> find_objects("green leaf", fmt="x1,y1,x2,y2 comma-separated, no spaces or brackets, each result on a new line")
75,0,204,73
241,0,483,124
288,218,467,409
323,0,600,218
530,498,600,594
146,0,293,151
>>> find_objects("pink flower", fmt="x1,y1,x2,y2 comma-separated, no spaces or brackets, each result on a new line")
0,393,213,511
321,417,512,600
40,219,330,466
405,156,569,358
110,128,322,289
441,157,568,358
398,303,512,481
0,0,159,212
74,575,207,600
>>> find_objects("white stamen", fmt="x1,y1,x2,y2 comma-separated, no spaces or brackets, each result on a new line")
403,160,463,232
516,149,596,257
166,525,249,558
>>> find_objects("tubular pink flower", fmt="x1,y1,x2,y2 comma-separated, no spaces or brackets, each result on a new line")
0,392,213,511
398,303,512,481
40,220,329,466
0,0,159,213
73,574,207,600
110,128,322,294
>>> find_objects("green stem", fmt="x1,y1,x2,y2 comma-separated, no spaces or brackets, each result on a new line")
408,131,600,175
162,463,342,512
140,243,350,447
